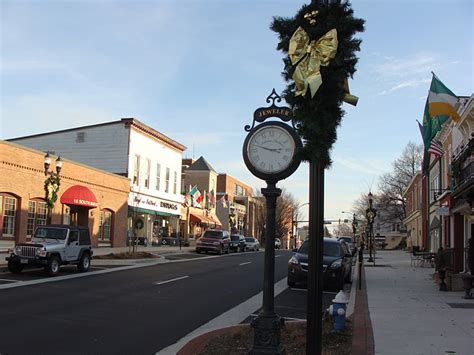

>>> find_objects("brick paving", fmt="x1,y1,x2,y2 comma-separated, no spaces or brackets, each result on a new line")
351,264,374,355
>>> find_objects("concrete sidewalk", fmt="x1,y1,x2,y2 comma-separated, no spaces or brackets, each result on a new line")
364,250,473,355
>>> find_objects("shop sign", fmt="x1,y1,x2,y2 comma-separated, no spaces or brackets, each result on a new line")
129,194,181,215
435,206,450,216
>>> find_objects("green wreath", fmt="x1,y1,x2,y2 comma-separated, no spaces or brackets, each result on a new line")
271,1,365,168
135,219,144,229
44,175,60,208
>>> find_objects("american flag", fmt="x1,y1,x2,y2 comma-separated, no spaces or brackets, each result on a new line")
428,140,444,157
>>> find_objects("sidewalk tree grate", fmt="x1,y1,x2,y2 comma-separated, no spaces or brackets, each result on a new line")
446,303,474,309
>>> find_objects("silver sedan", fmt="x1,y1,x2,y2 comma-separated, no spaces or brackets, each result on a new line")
245,237,260,251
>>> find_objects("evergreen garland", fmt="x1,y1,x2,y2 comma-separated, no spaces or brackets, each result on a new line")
271,0,365,167
44,175,60,207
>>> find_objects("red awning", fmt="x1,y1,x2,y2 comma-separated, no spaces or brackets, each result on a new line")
190,213,209,225
60,185,98,208
189,213,222,227
207,214,222,226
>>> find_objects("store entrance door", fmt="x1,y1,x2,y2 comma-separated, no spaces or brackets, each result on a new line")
69,205,89,227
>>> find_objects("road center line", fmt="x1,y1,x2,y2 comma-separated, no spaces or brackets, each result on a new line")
239,262,252,266
153,275,189,285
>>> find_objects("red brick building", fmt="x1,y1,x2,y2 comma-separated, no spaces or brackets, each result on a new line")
0,141,130,249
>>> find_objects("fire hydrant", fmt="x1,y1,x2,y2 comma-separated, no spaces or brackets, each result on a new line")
327,290,349,331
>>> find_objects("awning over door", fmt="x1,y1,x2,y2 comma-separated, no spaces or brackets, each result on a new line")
189,213,222,226
60,185,98,208
190,213,209,225
207,214,222,226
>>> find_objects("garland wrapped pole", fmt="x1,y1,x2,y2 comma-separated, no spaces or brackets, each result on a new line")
271,1,364,353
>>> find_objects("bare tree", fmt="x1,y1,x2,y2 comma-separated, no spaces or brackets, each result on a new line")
254,188,299,245
333,222,353,237
377,141,423,223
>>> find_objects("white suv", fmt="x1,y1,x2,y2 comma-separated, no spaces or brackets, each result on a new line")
6,225,93,276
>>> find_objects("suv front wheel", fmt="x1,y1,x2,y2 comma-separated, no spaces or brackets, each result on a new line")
46,255,61,276
78,252,91,272
8,261,24,274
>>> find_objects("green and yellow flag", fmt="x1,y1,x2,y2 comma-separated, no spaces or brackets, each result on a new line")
428,74,460,122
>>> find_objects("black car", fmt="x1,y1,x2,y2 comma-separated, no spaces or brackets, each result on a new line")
229,234,246,252
287,238,353,290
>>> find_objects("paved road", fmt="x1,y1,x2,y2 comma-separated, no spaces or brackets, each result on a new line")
0,250,293,354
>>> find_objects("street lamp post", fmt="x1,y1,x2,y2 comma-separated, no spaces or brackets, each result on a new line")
365,192,376,263
341,211,359,241
43,152,62,225
293,202,309,249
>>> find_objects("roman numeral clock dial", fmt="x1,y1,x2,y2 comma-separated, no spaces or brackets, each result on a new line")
243,121,302,182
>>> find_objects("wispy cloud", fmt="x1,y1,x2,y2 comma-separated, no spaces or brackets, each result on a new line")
371,53,439,95
379,78,431,95
373,53,438,78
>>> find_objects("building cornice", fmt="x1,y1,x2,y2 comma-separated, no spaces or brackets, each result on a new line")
122,118,187,152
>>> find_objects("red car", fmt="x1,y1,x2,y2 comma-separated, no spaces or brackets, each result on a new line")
196,229,231,254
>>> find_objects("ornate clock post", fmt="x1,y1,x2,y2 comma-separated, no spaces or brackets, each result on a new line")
243,89,302,354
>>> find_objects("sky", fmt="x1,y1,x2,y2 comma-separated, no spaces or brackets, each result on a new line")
1,0,473,224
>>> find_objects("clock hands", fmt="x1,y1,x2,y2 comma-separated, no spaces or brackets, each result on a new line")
254,144,282,153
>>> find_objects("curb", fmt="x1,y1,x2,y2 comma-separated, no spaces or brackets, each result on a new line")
350,263,374,355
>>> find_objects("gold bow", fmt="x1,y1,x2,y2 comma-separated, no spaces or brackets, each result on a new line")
289,26,338,98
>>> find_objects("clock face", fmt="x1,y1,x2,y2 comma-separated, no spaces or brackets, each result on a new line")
246,124,296,174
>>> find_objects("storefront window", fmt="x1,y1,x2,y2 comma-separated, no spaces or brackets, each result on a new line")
165,167,170,193
133,154,140,185
27,200,48,237
99,210,112,241
173,171,177,194
2,196,17,236
63,206,70,225
156,163,161,190
144,158,151,188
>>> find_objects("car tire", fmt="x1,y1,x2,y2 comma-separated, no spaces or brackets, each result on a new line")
288,279,296,287
46,256,61,277
196,249,201,254
77,252,91,273
226,246,230,254
8,261,24,274
218,246,223,255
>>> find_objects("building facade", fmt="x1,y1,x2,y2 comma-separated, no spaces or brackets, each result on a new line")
404,94,473,289
403,172,423,250
8,118,186,246
216,174,252,235
0,141,130,248
450,96,473,273
181,157,221,239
